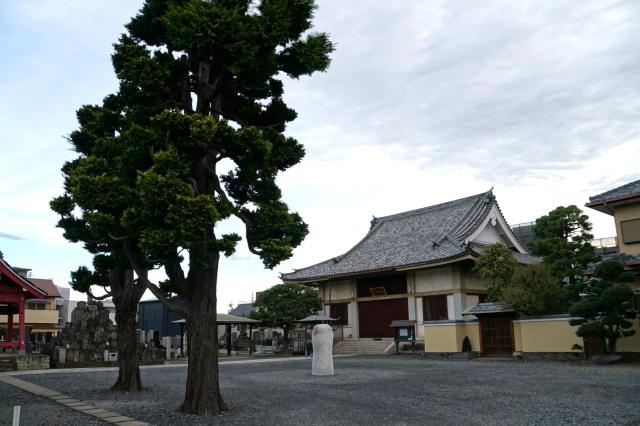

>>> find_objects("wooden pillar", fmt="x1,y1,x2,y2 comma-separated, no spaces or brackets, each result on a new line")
6,308,13,342
18,296,25,352
226,324,232,356
249,325,253,355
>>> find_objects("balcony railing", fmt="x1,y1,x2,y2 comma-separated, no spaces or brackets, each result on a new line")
592,237,617,248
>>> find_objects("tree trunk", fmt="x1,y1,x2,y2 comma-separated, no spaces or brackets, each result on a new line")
180,252,227,415
283,326,290,352
111,268,144,391
607,336,617,354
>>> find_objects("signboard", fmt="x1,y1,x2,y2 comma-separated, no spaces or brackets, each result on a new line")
369,287,387,297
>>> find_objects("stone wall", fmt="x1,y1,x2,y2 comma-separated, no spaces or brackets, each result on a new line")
58,301,118,362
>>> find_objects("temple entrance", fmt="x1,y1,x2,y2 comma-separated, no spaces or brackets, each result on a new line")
479,314,514,355
358,298,408,338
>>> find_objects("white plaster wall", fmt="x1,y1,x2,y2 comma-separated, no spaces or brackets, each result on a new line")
463,272,485,291
473,223,507,245
415,266,454,292
323,280,353,302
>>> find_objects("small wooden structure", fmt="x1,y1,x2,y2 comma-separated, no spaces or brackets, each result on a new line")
389,319,416,354
464,302,516,356
0,257,46,354
173,313,260,356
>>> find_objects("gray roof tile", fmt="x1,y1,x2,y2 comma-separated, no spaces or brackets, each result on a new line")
588,179,640,204
282,190,495,282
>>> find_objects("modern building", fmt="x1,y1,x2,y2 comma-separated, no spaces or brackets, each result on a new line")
586,179,640,256
282,190,536,345
55,286,71,329
138,296,186,338
0,262,62,344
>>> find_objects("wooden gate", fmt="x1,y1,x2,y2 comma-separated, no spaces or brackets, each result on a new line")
479,315,514,355
358,298,408,338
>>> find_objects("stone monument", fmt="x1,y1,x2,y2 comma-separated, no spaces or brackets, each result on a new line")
59,301,117,362
311,324,334,376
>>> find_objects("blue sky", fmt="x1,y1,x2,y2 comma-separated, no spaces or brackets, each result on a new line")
1,0,639,310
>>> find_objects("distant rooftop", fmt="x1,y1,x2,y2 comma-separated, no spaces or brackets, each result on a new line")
29,278,61,298
587,179,640,214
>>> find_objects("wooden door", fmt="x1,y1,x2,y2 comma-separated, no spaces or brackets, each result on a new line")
480,315,514,355
358,298,408,338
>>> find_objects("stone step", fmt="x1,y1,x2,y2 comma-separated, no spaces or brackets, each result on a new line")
334,340,391,355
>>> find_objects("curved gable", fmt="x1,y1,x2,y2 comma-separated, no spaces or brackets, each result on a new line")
0,258,47,299
466,203,529,254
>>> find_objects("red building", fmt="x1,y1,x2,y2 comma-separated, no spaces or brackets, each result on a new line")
0,256,46,353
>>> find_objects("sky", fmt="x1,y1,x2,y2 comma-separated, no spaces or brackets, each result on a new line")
1,0,639,311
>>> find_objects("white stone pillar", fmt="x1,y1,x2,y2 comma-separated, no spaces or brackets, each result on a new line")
311,324,334,376
407,296,416,321
416,297,424,338
450,293,464,320
348,302,358,338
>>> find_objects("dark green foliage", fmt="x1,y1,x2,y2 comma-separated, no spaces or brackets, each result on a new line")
55,0,333,415
569,260,637,353
473,243,518,301
250,283,322,345
474,244,569,315
530,205,599,291
501,264,570,315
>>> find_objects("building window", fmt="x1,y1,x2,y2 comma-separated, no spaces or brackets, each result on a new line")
27,303,45,310
329,303,349,325
423,295,448,321
620,219,640,244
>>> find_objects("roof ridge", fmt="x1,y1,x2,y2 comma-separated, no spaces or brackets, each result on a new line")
372,190,493,224
447,190,494,240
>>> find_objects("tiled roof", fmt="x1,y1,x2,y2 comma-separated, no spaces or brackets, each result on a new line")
588,179,640,204
463,302,514,315
29,278,61,298
282,190,495,282
228,303,255,317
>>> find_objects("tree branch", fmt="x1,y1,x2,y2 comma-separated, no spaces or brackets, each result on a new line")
145,280,187,316
108,232,130,241
87,289,112,301
123,241,187,316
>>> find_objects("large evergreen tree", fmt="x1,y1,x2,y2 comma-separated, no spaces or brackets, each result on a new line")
50,98,157,391
54,0,332,416
530,205,599,295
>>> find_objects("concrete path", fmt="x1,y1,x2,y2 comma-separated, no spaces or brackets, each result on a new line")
1,354,352,376
0,375,148,425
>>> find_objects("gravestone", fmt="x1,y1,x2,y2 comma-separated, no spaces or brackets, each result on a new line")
311,324,334,376
59,301,117,362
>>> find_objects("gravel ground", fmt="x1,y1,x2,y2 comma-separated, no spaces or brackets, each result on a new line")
9,356,640,426
0,382,109,426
